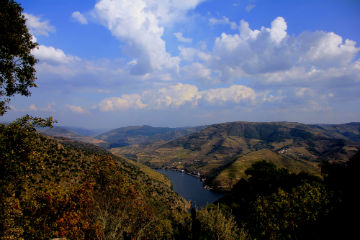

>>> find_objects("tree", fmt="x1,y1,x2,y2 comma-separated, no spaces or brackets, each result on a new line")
194,206,248,240
0,0,38,115
252,183,330,240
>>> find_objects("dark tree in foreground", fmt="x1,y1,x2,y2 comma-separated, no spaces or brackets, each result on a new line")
0,0,38,115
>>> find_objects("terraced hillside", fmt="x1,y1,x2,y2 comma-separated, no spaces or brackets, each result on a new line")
113,121,360,190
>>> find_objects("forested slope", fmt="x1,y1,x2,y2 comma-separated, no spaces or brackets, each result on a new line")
0,116,190,239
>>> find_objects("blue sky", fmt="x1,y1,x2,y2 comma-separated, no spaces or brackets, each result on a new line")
3,0,360,128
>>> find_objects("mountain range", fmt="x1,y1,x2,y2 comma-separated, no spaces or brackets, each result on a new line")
39,121,360,191
110,121,360,190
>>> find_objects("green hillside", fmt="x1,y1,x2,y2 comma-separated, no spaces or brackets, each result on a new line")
211,149,320,191
111,148,172,187
114,121,360,190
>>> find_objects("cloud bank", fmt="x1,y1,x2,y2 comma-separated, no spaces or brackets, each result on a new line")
98,83,256,111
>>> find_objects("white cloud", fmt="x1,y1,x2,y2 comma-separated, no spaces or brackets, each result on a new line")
33,45,80,65
261,91,285,103
270,17,287,44
179,47,212,62
199,85,256,104
144,83,200,108
10,103,56,113
209,16,237,29
191,16,360,85
72,11,88,24
299,32,358,68
66,104,89,114
93,0,204,75
295,88,314,97
183,62,212,80
174,32,192,43
245,4,256,12
98,83,256,111
98,94,147,111
23,13,55,36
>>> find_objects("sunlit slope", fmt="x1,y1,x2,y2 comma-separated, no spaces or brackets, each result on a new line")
111,148,171,187
212,149,320,191
114,121,360,190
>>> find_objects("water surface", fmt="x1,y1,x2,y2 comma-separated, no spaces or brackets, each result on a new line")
157,169,224,209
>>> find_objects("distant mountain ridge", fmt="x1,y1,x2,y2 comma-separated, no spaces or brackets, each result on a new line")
112,121,360,190
38,126,108,148
97,125,205,148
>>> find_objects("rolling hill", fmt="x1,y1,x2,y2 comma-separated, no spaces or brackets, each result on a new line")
113,121,360,190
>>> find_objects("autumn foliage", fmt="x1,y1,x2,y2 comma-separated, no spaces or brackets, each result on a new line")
0,116,189,239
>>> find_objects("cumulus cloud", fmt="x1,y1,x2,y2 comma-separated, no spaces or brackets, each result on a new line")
98,83,256,111
199,85,256,104
66,104,89,114
189,16,360,85
23,13,55,36
33,45,80,65
270,17,287,44
144,83,200,108
93,0,204,75
98,94,147,111
174,32,192,43
72,11,88,24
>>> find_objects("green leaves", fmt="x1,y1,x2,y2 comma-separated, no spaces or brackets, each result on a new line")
0,0,38,115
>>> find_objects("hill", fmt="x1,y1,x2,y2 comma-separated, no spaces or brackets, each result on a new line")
113,121,360,190
1,118,190,239
314,122,360,143
38,126,109,148
97,125,205,148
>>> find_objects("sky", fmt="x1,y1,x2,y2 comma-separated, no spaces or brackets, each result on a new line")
3,0,360,128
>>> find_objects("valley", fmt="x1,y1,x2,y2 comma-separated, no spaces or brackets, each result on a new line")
46,121,360,191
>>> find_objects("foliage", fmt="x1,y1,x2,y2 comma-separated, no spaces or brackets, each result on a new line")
217,160,334,240
191,206,248,240
252,183,330,240
0,0,38,115
0,116,190,239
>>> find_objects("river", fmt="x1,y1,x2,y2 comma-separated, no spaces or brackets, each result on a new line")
156,169,225,209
